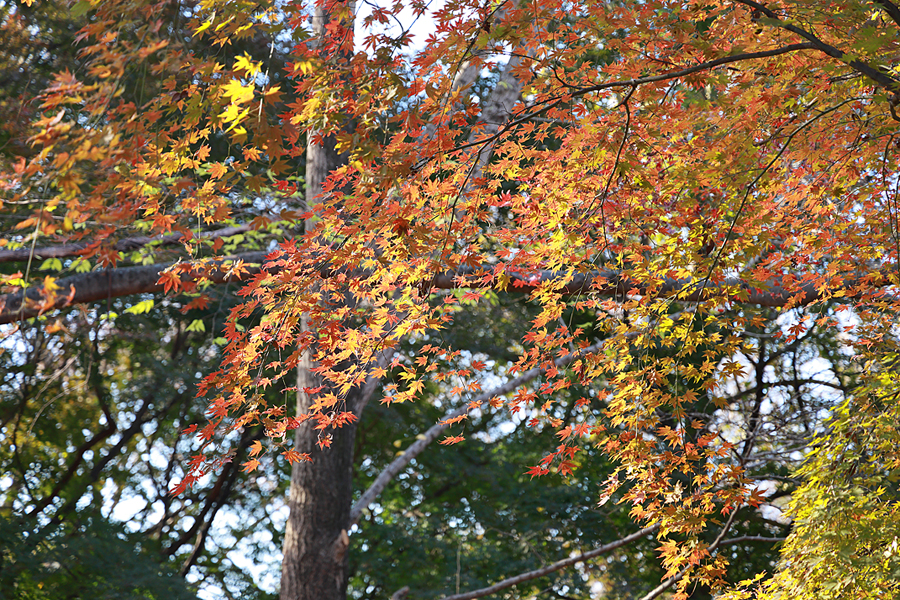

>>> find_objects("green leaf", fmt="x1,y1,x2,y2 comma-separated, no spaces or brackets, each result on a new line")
124,299,155,315
71,0,92,17
71,257,92,273
186,319,206,332
39,257,63,271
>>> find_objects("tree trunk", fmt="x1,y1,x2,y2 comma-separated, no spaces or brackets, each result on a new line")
279,4,357,598
280,324,359,600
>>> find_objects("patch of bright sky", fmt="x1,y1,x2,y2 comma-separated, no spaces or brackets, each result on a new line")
354,0,443,58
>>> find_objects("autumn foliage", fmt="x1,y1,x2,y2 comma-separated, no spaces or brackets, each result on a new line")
4,0,900,597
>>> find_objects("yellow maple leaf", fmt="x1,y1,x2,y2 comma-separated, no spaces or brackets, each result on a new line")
222,79,255,105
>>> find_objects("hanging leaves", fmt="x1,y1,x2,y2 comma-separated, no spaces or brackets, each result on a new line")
4,0,900,596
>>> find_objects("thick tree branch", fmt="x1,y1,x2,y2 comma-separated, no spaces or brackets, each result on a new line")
0,225,252,264
638,567,687,600
349,340,604,527
0,251,268,324
431,266,891,307
874,0,900,30
733,0,900,92
435,524,659,600
1,252,890,325
720,535,785,545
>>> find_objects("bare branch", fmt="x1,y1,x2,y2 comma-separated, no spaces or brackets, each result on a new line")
436,524,659,600
349,340,604,527
0,249,890,325
638,568,687,600
720,535,786,545
0,251,267,324
0,225,252,264
391,587,410,600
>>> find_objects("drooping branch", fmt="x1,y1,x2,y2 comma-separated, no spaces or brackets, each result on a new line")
349,339,605,527
429,43,818,163
350,350,393,419
435,524,660,600
637,507,739,600
0,224,252,264
351,309,703,525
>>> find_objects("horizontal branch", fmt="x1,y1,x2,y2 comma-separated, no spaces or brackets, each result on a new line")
0,225,251,264
437,524,660,600
431,266,887,308
0,250,887,325
349,339,605,527
0,251,268,324
720,535,785,545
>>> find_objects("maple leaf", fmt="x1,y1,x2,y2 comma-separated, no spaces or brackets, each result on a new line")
526,465,549,478
439,414,468,426
248,440,264,457
282,449,312,464
158,270,182,295
9,0,900,594
209,162,228,179
196,144,211,161
222,79,255,105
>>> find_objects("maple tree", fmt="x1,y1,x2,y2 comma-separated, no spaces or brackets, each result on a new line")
4,0,900,598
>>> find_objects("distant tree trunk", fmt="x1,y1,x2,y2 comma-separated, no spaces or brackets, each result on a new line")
279,4,357,599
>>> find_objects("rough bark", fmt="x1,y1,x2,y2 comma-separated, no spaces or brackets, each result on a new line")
279,3,356,598
0,252,267,323
280,319,359,600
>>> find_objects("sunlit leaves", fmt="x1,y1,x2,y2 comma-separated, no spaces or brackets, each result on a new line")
4,0,900,595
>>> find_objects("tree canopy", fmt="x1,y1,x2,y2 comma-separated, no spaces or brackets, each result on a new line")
3,0,900,598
